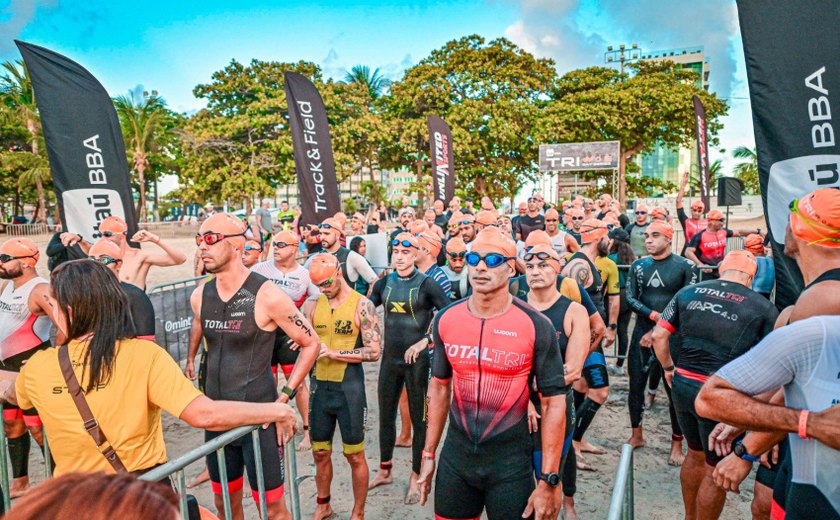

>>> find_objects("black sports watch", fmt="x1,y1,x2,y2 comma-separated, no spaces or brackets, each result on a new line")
608,323,618,330
280,386,297,400
543,472,561,487
733,441,760,463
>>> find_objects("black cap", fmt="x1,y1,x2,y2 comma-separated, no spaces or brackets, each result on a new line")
608,227,630,244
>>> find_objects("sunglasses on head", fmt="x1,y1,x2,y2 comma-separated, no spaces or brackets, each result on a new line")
391,239,417,248
195,231,247,246
101,231,125,237
244,245,262,252
88,255,121,266
523,251,554,262
448,251,466,259
0,254,34,263
272,241,295,248
465,251,514,268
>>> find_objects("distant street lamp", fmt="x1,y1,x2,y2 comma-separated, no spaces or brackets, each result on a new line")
604,43,642,75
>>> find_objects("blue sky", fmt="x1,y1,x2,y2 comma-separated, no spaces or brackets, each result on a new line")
1,0,753,173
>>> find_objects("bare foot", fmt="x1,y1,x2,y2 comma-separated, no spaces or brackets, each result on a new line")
626,435,646,450
395,434,412,448
9,476,30,499
405,472,421,505
312,503,337,520
644,391,656,410
574,450,598,472
369,469,393,489
668,440,685,466
577,439,607,454
563,496,579,520
297,430,311,451
187,467,210,488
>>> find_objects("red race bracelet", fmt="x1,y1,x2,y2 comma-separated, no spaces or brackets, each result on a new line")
798,410,811,440
422,450,435,460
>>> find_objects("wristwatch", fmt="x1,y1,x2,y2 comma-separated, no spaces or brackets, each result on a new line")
543,472,561,487
608,323,618,330
733,441,760,463
280,386,297,400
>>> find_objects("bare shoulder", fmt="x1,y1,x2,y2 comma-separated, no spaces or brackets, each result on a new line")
789,283,840,323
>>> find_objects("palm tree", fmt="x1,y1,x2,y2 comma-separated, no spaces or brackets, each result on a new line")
733,146,760,194
344,65,391,99
0,60,48,222
114,91,166,221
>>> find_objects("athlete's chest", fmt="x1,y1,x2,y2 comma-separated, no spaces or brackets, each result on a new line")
383,278,424,315
440,315,535,377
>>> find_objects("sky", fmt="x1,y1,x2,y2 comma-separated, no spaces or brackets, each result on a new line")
1,0,754,184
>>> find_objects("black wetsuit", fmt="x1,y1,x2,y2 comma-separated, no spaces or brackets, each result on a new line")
368,269,450,474
201,272,284,499
121,281,156,339
661,280,778,464
626,254,697,435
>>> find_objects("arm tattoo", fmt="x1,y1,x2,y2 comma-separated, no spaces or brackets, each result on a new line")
358,299,382,361
568,261,591,288
287,311,313,337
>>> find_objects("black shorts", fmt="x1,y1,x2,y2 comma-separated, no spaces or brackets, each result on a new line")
756,437,788,488
435,426,535,520
309,378,367,454
671,374,734,466
206,424,285,503
582,349,609,389
1,341,50,425
271,332,298,377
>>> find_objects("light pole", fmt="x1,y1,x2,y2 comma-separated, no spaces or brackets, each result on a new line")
604,43,642,76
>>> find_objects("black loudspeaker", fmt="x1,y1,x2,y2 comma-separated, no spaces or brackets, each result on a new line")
717,177,744,206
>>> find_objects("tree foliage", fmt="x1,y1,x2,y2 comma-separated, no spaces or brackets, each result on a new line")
733,145,759,195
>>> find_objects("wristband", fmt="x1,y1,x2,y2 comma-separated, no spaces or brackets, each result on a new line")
281,385,297,400
663,364,675,372
798,410,811,440
608,323,618,330
422,450,435,460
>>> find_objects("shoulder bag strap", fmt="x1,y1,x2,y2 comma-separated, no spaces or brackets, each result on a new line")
58,345,127,473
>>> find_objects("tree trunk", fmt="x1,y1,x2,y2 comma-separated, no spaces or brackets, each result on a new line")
27,119,46,223
134,150,147,222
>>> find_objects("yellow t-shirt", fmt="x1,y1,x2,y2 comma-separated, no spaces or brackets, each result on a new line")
16,338,203,475
595,256,621,296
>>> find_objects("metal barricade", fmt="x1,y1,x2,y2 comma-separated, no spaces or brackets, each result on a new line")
146,276,206,361
0,423,53,512
3,223,56,236
607,443,635,520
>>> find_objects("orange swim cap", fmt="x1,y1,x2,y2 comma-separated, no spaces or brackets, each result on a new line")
273,230,299,246
706,210,724,221
199,213,248,249
417,232,442,256
333,212,347,229
561,200,573,210
719,249,757,277
98,216,128,234
525,229,552,249
580,219,608,244
650,207,668,220
445,237,467,254
744,234,765,255
474,209,498,227
789,188,840,248
0,238,40,267
393,232,419,249
448,211,465,228
690,199,705,211
524,243,561,274
567,208,584,219
320,217,344,235
647,220,674,240
409,220,429,235
244,239,262,252
309,253,340,285
471,227,517,269
89,239,123,260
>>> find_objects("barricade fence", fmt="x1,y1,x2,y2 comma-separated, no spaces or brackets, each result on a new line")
608,443,636,519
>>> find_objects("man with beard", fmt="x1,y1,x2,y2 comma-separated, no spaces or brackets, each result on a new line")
545,208,579,255
309,217,377,291
190,213,321,520
458,213,477,249
0,238,59,497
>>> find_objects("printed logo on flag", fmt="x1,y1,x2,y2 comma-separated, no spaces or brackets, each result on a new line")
766,154,840,243
61,188,126,243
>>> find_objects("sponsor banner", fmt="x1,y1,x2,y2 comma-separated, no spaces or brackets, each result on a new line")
284,71,341,227
427,115,455,205
737,0,840,307
16,41,138,243
692,95,712,211
539,141,620,172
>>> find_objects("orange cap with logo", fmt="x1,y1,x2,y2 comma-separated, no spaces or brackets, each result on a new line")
409,220,429,235
789,188,840,247
0,238,40,267
89,239,123,260
320,217,344,235
580,219,608,244
471,227,517,269
417,232,442,256
744,234,765,255
524,243,562,273
647,220,674,240
525,229,552,248
273,230,300,245
99,216,128,234
445,236,467,254
719,249,757,277
309,253,340,285
706,210,724,221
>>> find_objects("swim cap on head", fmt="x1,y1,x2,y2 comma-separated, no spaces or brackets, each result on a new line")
244,239,262,251
89,239,123,260
580,219,608,244
98,216,128,234
544,208,560,220
448,211,464,227
393,232,419,249
719,249,757,277
459,213,475,224
200,212,247,236
409,220,429,235
650,207,668,220
471,227,517,269
602,213,620,227
744,234,765,255
568,208,584,219
706,210,724,221
647,220,674,240
417,232,442,256
561,200,573,210
474,209,498,227
320,217,344,235
274,230,300,245
524,243,561,273
309,253,340,285
0,238,39,267
524,229,552,248
445,237,467,254
690,199,705,211
333,212,347,228
789,188,840,248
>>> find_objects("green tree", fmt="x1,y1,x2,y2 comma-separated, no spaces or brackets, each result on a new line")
344,65,390,99
542,61,728,206
733,145,759,194
0,60,49,222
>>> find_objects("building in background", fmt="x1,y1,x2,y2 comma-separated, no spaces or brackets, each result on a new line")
635,46,710,190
